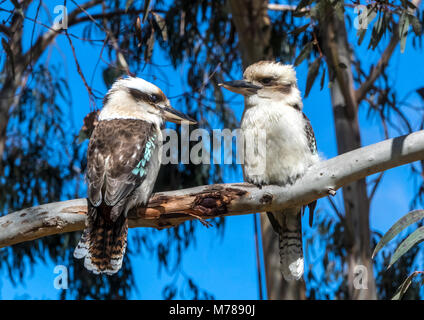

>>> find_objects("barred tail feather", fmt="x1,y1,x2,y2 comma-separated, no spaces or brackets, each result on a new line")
279,229,304,281
268,208,304,281
74,206,128,276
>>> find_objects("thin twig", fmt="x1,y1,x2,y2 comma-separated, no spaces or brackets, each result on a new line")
64,30,95,109
327,196,344,223
28,0,42,74
369,172,384,202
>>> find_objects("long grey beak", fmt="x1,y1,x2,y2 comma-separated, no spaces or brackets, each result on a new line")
219,80,261,96
161,105,197,125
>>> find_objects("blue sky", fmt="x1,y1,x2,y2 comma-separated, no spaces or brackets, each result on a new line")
1,1,424,299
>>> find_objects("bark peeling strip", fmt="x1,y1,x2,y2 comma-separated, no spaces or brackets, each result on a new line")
192,188,248,216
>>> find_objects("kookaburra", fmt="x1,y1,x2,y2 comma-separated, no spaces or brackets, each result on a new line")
74,77,196,275
220,61,319,281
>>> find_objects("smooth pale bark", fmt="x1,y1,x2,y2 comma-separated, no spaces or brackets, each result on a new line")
320,6,373,299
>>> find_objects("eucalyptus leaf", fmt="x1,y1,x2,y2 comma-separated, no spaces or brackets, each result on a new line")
357,28,366,46
373,210,424,258
294,42,313,67
145,26,155,62
399,11,410,53
370,14,384,50
142,0,152,23
293,10,309,17
392,271,422,300
305,57,321,98
295,0,311,12
135,16,142,47
125,0,134,12
367,6,377,23
409,14,422,35
152,12,168,41
291,24,310,36
388,226,424,268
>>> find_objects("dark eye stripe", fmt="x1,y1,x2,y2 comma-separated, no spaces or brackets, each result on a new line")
127,88,165,104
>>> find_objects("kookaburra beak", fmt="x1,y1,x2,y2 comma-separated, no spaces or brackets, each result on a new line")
160,103,197,125
219,80,261,96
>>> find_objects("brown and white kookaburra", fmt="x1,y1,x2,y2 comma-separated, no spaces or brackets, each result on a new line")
74,77,196,275
221,61,319,281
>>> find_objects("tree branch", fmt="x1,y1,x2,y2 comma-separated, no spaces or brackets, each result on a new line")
1,130,424,249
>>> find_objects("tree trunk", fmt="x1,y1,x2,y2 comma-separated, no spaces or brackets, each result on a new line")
320,8,377,299
228,0,272,68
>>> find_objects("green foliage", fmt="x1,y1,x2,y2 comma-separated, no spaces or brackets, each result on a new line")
373,210,424,299
373,210,424,258
304,57,321,97
389,226,424,268
391,271,424,300
305,207,424,300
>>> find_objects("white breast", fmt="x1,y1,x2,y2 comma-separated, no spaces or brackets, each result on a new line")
241,102,318,186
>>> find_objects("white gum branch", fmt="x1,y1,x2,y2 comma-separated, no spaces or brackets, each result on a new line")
1,130,424,248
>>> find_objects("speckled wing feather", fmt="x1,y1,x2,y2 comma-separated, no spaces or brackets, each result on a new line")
87,119,156,213
302,112,318,226
74,119,157,275
302,113,317,155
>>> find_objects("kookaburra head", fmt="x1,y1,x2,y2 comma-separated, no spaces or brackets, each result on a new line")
100,76,196,125
220,61,303,110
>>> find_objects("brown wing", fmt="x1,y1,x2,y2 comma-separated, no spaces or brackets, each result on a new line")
302,112,318,226
86,119,156,209
302,112,317,155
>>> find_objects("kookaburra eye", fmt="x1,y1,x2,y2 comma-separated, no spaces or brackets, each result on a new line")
150,94,160,103
260,77,273,85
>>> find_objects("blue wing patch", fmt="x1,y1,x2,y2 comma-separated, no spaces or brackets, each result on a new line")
132,135,156,177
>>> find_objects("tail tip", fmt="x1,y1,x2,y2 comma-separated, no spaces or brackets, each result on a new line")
82,255,123,276
282,257,304,281
73,242,89,260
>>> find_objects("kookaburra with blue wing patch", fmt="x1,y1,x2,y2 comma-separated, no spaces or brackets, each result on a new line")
221,61,319,281
74,77,196,275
